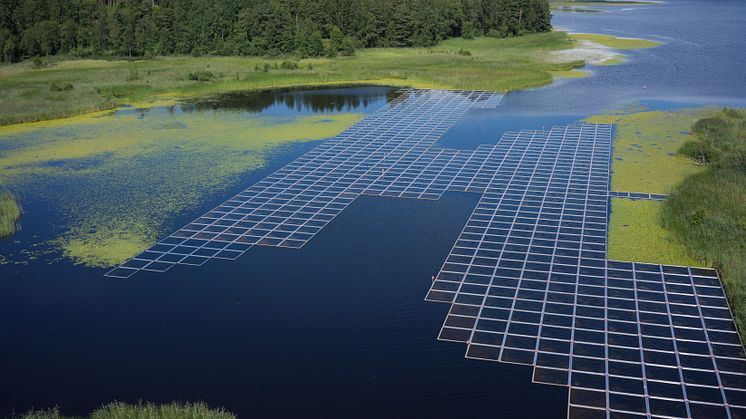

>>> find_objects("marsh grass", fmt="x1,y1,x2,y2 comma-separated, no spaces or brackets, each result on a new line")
0,33,582,125
662,108,746,334
0,190,22,238
569,33,661,50
17,402,235,419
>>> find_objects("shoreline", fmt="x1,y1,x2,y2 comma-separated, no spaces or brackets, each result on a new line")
0,31,662,129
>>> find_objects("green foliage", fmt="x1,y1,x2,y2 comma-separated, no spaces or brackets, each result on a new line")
328,25,345,57
49,82,74,92
692,116,730,140
662,108,746,333
0,0,552,63
17,401,235,419
462,21,476,39
0,190,22,239
678,138,720,164
31,56,48,68
279,61,299,70
188,70,216,82
127,66,140,81
457,48,472,56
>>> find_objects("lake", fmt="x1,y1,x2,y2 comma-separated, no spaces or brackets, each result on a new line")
1,1,745,417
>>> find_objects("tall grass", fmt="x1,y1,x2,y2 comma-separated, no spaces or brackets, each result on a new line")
0,190,22,238
17,402,235,419
0,32,581,126
661,108,746,335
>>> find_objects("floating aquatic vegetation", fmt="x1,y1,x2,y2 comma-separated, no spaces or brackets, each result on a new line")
586,108,708,193
607,198,697,266
0,107,364,267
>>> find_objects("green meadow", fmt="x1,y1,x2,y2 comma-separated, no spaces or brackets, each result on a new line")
0,33,582,126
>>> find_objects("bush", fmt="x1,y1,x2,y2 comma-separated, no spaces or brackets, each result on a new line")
722,108,745,119
49,82,74,92
462,21,476,39
188,70,215,82
663,108,746,334
339,37,356,56
127,67,140,81
17,401,236,419
678,139,720,164
457,48,472,56
691,117,729,140
31,56,48,69
280,60,298,70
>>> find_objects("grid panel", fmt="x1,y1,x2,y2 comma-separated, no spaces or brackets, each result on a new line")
106,89,503,278
609,191,670,201
102,86,745,419
425,124,745,419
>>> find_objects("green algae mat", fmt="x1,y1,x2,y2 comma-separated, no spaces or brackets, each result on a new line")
0,106,363,267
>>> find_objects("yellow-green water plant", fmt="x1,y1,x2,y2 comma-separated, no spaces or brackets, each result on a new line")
607,198,698,266
0,108,363,267
586,108,708,194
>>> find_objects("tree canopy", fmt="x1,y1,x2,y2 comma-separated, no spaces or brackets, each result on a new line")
0,0,552,62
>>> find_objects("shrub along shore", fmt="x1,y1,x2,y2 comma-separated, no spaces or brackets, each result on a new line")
15,401,234,419
662,109,746,334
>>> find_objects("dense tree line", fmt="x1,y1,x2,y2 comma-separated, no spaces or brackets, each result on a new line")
0,0,551,63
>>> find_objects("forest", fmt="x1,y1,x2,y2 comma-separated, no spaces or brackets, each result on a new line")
0,0,552,62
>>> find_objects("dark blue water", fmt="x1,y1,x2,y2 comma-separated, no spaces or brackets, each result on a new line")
2,1,746,417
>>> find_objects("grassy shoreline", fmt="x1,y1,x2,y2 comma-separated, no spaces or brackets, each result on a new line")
662,109,746,334
596,106,746,337
591,107,705,266
0,33,584,126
